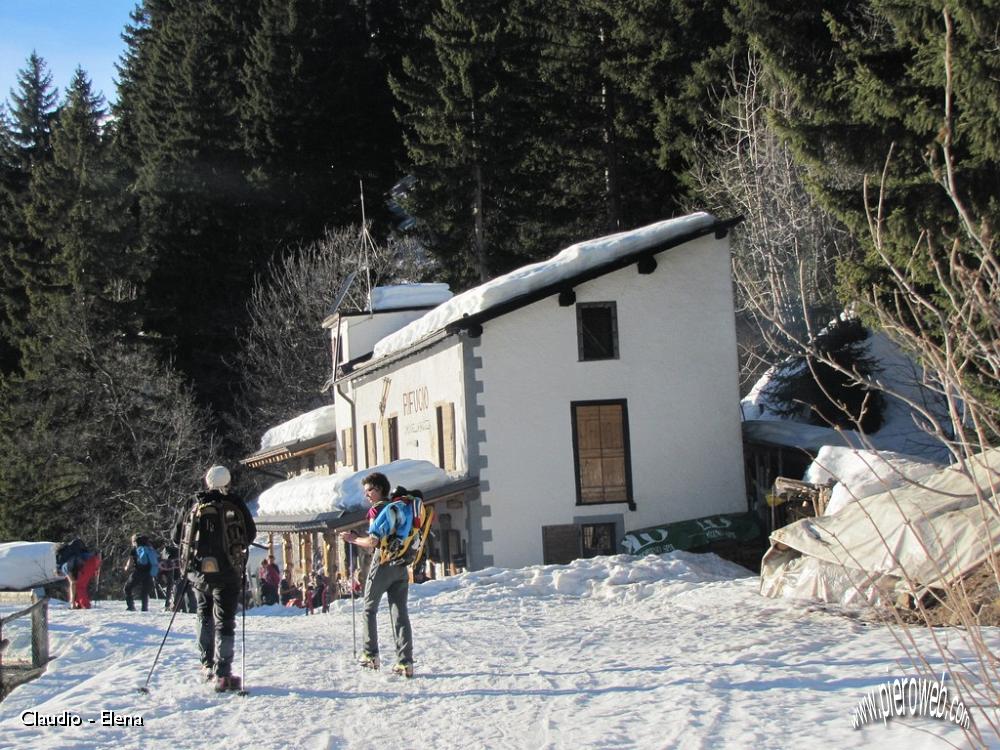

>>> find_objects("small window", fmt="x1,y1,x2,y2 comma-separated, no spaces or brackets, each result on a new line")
581,523,616,558
577,302,619,360
571,400,632,504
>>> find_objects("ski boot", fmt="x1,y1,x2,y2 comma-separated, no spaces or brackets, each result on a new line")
215,675,242,693
359,652,380,670
391,663,414,678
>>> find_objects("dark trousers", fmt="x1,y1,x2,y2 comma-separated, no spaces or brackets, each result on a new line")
124,569,152,611
362,560,412,666
260,581,278,605
168,577,196,612
193,576,240,677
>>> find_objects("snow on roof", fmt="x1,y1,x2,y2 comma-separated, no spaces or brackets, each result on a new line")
742,419,867,453
371,212,719,362
260,405,336,451
741,329,954,462
368,283,452,312
256,459,450,517
0,542,59,589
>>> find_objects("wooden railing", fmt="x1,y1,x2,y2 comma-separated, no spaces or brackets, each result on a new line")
0,590,50,699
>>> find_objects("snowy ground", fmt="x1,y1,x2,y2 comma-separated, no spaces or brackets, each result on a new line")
1,553,995,750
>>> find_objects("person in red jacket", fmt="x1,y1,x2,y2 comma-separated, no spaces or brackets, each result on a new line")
60,544,101,609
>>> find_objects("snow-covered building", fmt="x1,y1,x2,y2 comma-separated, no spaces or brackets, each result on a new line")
328,212,748,570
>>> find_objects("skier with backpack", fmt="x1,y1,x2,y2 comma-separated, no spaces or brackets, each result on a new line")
123,534,159,611
173,465,256,692
339,472,434,678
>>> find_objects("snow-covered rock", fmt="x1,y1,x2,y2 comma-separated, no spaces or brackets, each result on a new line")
0,542,59,589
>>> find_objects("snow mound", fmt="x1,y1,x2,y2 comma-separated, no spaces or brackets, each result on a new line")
260,405,336,450
407,551,753,606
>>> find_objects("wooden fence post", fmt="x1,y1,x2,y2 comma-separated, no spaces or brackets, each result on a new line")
30,591,49,668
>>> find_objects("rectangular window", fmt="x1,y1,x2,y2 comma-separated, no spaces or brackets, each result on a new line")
363,422,377,468
577,302,619,360
581,523,616,558
436,402,456,472
571,400,632,504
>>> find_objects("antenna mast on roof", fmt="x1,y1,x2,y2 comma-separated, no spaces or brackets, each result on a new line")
359,179,376,317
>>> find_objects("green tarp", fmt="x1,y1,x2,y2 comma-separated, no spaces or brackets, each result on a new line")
621,513,761,556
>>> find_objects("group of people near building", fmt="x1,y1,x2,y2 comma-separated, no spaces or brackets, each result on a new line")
258,555,361,613
58,465,419,689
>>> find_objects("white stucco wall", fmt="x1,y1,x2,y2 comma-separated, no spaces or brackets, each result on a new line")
338,309,436,363
335,339,469,476
475,234,747,568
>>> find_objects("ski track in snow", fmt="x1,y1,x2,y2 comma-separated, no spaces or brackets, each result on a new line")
0,553,995,750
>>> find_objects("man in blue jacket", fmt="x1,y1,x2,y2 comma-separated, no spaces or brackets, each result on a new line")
339,471,414,677
123,534,159,611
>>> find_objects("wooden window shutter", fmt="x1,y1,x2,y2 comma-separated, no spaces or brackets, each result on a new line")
573,401,629,504
364,423,377,468
542,524,581,565
341,428,354,470
381,420,391,463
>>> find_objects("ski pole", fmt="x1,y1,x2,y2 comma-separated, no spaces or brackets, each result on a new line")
138,577,189,694
238,560,248,697
349,543,356,659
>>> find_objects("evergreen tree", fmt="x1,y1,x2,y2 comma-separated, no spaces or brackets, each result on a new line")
22,69,140,354
240,0,402,245
737,0,1000,406
0,53,58,370
763,318,885,432
117,0,260,416
390,0,546,286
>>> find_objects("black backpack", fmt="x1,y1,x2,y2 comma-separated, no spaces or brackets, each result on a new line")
56,538,87,568
179,491,250,580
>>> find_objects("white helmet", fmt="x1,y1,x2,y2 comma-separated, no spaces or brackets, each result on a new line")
204,465,231,490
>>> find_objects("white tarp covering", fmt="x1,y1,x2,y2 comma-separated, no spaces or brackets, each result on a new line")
761,447,1000,605
372,213,718,361
0,542,59,590
257,459,451,517
260,405,337,451
803,446,943,516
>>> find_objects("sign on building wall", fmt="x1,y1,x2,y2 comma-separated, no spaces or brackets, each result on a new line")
621,513,760,555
